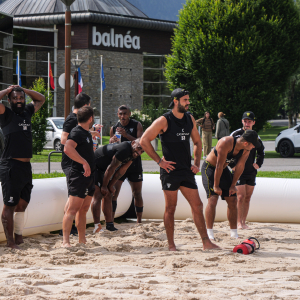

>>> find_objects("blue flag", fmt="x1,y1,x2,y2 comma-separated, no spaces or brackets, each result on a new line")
101,64,106,90
16,54,22,86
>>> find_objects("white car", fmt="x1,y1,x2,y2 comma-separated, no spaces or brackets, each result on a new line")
275,124,300,157
44,117,64,151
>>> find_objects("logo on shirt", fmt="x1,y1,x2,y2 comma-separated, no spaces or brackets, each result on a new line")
18,120,30,130
167,183,171,188
86,137,90,143
8,197,14,203
129,128,134,133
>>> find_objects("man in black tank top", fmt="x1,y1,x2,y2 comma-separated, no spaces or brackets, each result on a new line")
202,130,260,240
141,88,219,251
0,86,45,249
230,111,265,230
109,105,144,223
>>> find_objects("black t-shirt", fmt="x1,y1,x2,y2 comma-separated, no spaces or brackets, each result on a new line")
61,112,77,170
160,111,194,176
0,103,35,160
95,141,134,172
67,125,95,173
230,128,265,175
112,119,142,172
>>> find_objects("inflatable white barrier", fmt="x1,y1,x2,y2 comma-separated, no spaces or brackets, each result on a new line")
0,175,299,242
141,175,300,223
0,177,132,242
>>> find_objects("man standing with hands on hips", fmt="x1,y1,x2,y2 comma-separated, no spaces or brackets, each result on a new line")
141,88,219,251
0,85,45,249
230,111,264,229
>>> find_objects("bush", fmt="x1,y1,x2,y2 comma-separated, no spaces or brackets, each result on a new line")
30,78,53,154
131,101,168,131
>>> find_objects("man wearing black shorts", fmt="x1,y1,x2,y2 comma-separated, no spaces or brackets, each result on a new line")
63,106,95,247
140,88,219,251
230,111,264,229
91,139,144,232
202,130,260,240
109,105,144,223
0,85,45,249
60,93,101,234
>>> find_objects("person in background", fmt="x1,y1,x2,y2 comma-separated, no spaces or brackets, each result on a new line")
215,112,230,140
196,112,215,159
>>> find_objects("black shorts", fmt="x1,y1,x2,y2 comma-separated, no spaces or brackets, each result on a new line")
0,159,33,206
94,169,104,189
160,173,198,191
68,169,95,198
119,170,143,182
236,173,256,186
201,161,236,200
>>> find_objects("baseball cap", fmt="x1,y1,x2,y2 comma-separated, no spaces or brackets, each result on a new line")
242,111,255,121
169,88,189,108
242,130,260,148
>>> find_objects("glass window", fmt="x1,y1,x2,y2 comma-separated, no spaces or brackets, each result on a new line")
52,119,64,129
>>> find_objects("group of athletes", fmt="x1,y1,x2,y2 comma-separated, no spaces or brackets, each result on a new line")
0,86,264,251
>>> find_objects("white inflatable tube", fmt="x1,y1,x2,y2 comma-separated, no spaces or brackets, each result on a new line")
0,177,132,242
141,174,300,223
0,175,299,242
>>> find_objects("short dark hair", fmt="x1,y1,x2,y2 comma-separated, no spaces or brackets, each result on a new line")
77,106,94,123
8,87,25,100
74,93,91,109
118,105,130,111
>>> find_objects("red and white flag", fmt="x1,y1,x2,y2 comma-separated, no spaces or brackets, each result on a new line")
49,62,55,89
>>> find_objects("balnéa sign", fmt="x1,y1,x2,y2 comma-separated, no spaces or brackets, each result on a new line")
92,27,140,50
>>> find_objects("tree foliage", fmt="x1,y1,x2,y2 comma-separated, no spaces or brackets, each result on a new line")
165,0,300,131
30,78,52,154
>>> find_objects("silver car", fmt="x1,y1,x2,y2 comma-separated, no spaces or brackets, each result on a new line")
45,117,64,151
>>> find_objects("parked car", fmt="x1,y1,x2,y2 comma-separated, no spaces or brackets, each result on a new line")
275,124,300,157
44,117,64,151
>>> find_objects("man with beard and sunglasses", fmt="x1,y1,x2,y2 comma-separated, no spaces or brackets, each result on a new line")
0,85,45,249
140,88,219,251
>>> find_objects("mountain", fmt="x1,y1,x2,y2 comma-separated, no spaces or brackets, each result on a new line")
127,0,185,21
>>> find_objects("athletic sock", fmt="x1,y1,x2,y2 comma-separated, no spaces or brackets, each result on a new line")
93,223,104,234
207,229,215,240
106,222,118,231
230,229,239,238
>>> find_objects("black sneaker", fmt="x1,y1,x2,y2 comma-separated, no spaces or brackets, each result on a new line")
106,224,118,231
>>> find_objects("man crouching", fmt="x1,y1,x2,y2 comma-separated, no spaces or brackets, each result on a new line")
63,106,95,247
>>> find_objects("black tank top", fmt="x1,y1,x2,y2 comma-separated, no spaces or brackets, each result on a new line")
213,136,244,167
112,118,142,172
160,111,193,175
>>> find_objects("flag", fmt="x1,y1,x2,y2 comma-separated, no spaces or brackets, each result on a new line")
78,67,83,94
101,64,106,90
49,62,55,89
16,54,22,86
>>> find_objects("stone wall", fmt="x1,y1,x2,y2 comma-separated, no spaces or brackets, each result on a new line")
56,49,143,135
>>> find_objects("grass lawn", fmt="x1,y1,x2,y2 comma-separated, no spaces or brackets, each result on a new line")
257,126,287,141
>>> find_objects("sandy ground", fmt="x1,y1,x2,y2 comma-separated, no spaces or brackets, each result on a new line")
0,220,300,300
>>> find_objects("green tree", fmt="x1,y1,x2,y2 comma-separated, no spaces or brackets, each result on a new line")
165,0,300,131
30,78,52,154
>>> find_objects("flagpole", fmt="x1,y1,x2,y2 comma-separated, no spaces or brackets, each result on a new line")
100,55,103,145
48,52,50,114
17,51,20,86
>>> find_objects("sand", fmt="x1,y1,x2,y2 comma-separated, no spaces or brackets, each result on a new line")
0,220,300,300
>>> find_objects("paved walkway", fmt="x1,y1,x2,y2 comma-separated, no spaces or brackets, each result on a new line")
33,155,300,174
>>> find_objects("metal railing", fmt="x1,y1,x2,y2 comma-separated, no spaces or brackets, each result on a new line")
48,150,62,173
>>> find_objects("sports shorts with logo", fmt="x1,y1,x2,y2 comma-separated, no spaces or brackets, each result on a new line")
119,170,143,182
201,160,236,200
68,169,95,198
236,173,256,186
94,169,105,189
0,159,33,206
160,171,197,191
